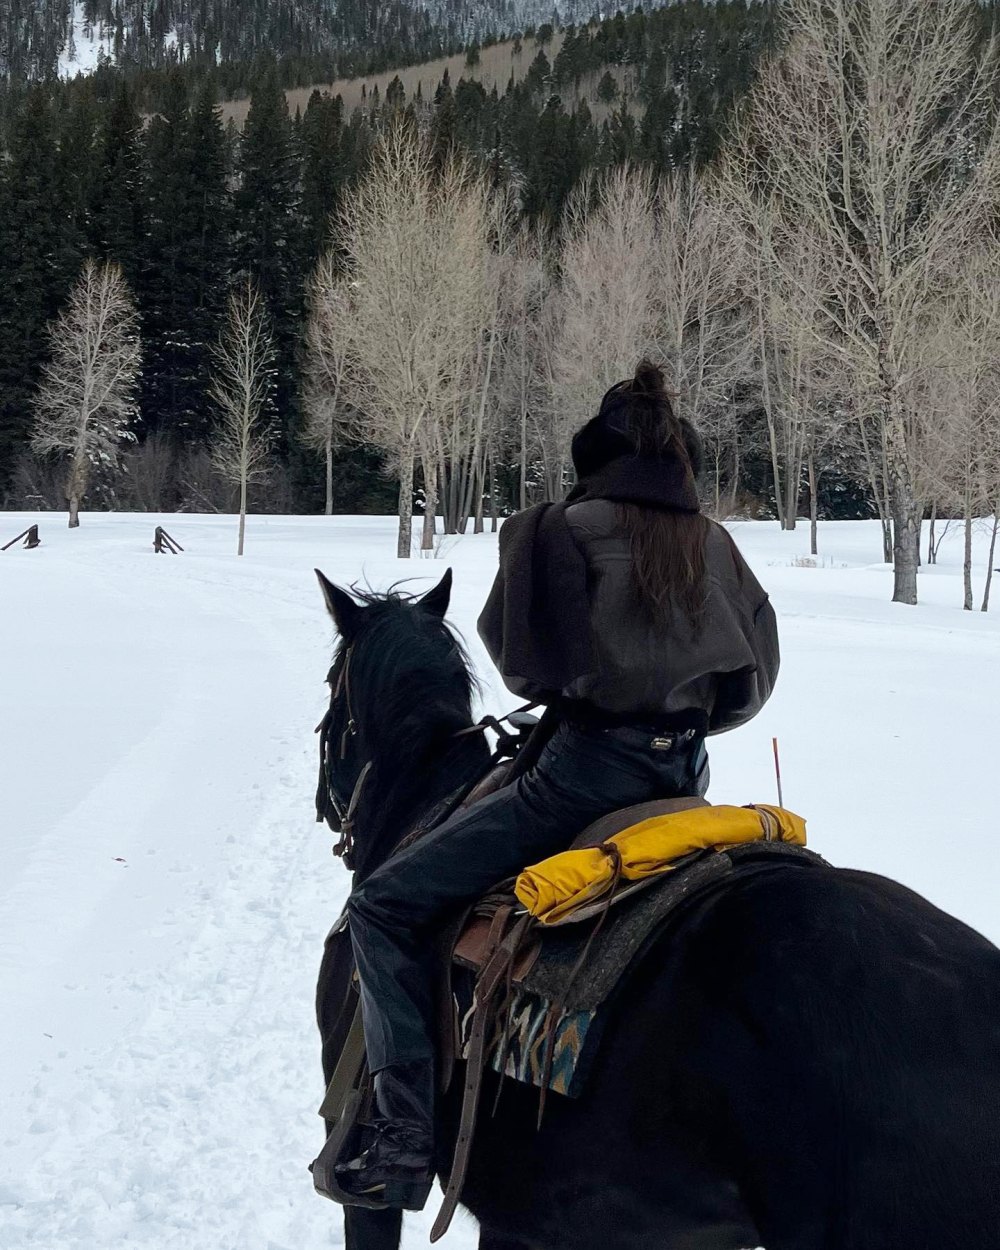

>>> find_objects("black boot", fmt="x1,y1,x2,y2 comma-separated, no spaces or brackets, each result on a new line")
334,1060,435,1211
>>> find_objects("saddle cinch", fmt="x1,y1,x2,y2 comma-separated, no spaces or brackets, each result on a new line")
311,792,819,1239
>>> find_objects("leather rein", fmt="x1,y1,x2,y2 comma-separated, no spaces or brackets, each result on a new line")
315,644,535,869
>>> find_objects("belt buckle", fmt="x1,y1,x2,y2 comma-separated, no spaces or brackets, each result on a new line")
650,735,675,751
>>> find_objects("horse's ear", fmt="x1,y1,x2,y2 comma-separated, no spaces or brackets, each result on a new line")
419,567,452,619
315,569,362,639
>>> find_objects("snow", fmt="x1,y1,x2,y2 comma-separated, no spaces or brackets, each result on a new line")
1,510,998,1249
57,2,114,78
56,1,183,79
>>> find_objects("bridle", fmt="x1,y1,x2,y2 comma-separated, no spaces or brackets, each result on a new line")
315,642,537,870
315,647,372,866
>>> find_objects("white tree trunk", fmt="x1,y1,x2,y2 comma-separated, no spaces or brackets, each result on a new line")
927,501,937,565
883,394,919,605
421,460,438,552
755,276,785,530
981,514,999,612
67,452,87,529
519,401,528,511
963,508,973,611
397,443,415,559
473,455,485,534
238,474,247,556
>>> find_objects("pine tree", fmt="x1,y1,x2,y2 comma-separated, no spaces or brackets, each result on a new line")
233,66,305,450
522,96,579,222
431,74,457,169
597,70,618,104
0,88,80,495
89,80,146,289
143,76,230,441
301,90,344,256
525,50,551,94
639,85,679,169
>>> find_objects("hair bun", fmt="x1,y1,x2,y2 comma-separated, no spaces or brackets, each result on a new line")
632,359,666,396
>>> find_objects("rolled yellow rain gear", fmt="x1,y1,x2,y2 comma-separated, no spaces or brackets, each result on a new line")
514,804,807,925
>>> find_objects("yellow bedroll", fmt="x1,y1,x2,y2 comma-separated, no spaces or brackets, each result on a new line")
515,804,807,925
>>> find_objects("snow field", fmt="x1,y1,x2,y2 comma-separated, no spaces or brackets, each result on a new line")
0,511,998,1250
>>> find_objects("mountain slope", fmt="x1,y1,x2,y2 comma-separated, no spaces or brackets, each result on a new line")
3,0,646,81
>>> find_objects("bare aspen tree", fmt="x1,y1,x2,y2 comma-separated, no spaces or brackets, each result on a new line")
551,166,750,508
209,277,276,556
466,193,518,536
500,225,550,509
417,178,497,551
925,240,1000,609
929,336,981,610
338,128,491,557
965,252,1000,613
733,203,838,530
553,167,660,473
979,412,1000,612
303,253,352,516
432,190,516,539
723,0,1000,604
31,259,141,528
655,170,752,509
530,285,570,499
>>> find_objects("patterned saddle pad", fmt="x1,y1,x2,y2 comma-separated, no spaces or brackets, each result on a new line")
454,841,825,1098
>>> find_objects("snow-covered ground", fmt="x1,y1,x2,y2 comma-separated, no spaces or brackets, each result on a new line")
1,511,998,1250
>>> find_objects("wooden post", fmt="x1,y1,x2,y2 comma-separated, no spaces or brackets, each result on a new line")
2,525,40,551
153,526,184,554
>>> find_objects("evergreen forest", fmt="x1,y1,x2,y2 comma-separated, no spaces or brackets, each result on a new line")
0,2,784,516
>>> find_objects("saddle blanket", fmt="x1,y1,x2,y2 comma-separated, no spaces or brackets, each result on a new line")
455,970,599,1098
459,839,824,1099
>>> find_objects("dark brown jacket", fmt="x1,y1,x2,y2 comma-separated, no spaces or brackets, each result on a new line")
560,500,778,733
479,498,778,735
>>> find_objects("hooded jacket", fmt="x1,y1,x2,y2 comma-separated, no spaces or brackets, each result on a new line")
559,499,778,734
477,456,779,735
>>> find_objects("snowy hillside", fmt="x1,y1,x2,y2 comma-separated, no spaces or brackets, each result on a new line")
1,513,998,1249
8,0,644,81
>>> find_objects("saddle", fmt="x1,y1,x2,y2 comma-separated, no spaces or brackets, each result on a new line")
452,794,711,974
311,790,822,1240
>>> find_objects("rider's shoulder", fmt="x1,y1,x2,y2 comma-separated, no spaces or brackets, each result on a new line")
564,497,619,539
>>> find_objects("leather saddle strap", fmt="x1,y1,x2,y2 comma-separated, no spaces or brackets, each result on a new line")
317,999,367,1123
431,912,533,1243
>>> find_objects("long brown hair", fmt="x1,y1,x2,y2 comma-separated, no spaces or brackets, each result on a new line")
613,361,709,630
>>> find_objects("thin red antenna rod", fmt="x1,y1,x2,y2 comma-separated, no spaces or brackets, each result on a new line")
772,737,784,807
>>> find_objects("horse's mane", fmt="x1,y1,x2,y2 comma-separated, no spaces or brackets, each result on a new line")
327,586,488,879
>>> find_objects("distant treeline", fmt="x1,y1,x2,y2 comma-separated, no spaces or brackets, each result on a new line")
0,2,793,515
0,0,647,86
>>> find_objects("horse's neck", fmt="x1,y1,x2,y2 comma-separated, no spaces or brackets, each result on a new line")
354,731,489,881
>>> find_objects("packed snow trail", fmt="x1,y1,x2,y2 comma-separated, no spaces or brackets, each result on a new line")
1,513,998,1250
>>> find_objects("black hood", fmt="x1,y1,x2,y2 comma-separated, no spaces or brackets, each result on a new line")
570,388,705,481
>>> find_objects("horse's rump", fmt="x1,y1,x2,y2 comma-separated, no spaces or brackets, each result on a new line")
459,860,1000,1250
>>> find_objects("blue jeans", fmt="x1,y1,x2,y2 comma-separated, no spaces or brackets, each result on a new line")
347,719,708,1072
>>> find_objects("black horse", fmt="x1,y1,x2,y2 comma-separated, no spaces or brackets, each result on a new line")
314,568,1000,1250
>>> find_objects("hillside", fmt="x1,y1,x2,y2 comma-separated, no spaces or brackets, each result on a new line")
3,0,644,82
219,31,571,127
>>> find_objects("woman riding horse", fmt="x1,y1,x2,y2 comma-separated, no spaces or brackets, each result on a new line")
332,361,780,1211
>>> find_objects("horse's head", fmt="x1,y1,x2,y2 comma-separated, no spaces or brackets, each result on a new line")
314,567,484,877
